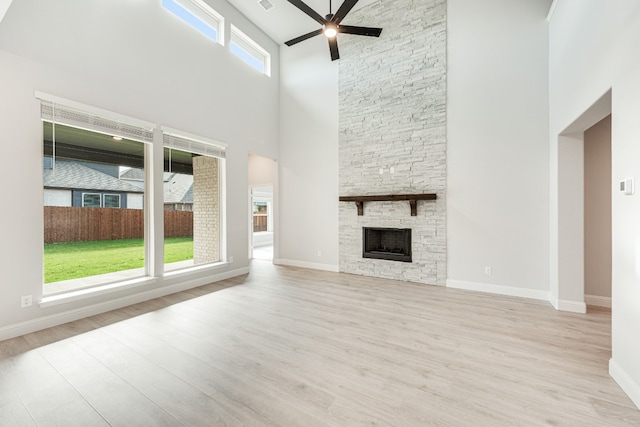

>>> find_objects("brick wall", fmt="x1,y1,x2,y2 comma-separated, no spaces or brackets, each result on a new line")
193,156,220,264
338,0,447,285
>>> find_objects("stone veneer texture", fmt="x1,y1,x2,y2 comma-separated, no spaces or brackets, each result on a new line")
338,0,447,285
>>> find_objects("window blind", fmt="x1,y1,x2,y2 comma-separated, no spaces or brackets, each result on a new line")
162,130,226,159
39,99,154,144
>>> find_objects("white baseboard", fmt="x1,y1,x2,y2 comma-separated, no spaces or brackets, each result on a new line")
585,294,611,308
273,258,339,273
0,267,249,342
446,279,550,302
548,292,559,310
555,299,587,313
548,292,587,313
447,280,588,313
610,358,640,410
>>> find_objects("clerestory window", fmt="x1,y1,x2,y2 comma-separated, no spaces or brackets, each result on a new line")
163,0,224,45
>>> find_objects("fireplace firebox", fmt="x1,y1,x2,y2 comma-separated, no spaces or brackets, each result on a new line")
362,227,412,262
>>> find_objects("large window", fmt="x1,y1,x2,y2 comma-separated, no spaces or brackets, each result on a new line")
163,0,224,45
230,25,271,76
41,97,153,295
163,130,226,273
39,94,227,299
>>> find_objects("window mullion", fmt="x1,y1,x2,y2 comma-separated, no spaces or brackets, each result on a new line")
148,127,165,278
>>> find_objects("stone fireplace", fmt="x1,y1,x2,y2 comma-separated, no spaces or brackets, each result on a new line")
338,0,447,285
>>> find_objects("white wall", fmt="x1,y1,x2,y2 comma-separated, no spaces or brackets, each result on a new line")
447,0,551,296
248,154,277,186
278,0,552,286
584,115,612,300
127,193,145,210
549,0,640,409
44,189,72,207
0,0,279,338
278,39,339,271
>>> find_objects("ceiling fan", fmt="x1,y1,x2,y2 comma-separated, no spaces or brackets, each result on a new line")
284,0,383,61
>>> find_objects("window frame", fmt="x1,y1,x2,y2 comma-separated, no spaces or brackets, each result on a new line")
163,0,225,45
39,91,154,297
230,24,271,76
82,193,102,208
162,127,228,273
103,193,121,208
37,92,230,306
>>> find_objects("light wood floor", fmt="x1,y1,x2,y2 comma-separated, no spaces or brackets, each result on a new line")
1,261,639,426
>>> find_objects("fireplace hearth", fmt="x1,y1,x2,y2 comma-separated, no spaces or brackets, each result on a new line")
362,227,412,262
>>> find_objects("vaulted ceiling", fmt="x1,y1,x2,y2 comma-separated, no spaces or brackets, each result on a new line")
0,0,556,46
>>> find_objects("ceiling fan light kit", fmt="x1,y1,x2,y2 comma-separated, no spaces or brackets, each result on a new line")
323,23,338,38
284,0,383,61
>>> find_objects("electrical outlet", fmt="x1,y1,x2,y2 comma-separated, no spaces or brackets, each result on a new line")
21,295,33,308
229,256,234,263
390,167,395,174
317,250,322,257
379,168,384,175
484,266,492,275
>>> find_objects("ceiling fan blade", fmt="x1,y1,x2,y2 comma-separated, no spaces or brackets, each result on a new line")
338,25,383,37
286,0,327,25
285,28,324,46
328,37,340,61
332,0,359,24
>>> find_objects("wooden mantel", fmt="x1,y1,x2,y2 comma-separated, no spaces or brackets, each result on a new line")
339,194,437,216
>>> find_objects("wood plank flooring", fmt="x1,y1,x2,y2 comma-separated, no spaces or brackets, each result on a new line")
1,261,639,426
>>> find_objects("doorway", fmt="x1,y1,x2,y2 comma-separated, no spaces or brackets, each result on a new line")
251,186,274,260
552,90,612,312
248,154,277,261
584,115,612,310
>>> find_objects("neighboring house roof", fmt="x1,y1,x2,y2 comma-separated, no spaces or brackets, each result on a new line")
44,159,144,193
44,160,194,201
120,167,144,181
164,172,194,204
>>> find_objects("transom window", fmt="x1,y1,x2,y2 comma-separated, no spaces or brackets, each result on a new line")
230,25,271,76
163,0,224,45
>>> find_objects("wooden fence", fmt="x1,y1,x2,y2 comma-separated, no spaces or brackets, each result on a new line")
165,210,193,238
253,215,268,232
44,206,193,243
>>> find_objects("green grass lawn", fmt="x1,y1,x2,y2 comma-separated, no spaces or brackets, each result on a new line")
44,237,194,283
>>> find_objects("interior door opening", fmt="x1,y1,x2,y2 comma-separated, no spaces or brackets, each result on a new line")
584,115,612,312
251,186,273,261
248,154,277,262
553,89,611,313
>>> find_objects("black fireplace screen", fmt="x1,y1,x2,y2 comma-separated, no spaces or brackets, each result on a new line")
362,227,412,262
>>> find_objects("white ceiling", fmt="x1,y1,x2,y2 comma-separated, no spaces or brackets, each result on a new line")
225,0,378,45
